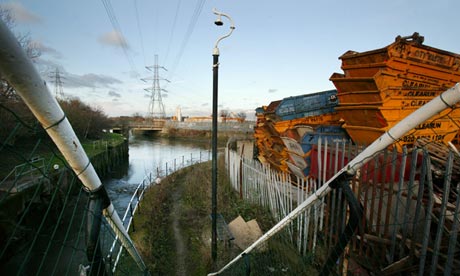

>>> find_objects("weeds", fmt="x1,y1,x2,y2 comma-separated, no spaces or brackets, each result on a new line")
131,156,276,275
130,178,176,275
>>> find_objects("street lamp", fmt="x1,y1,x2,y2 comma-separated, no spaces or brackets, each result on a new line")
211,8,235,263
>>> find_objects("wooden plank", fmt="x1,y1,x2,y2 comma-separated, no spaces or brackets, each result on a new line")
380,256,413,275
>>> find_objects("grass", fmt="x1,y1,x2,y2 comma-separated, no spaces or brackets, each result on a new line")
0,132,125,179
129,154,330,275
129,171,176,275
130,157,276,275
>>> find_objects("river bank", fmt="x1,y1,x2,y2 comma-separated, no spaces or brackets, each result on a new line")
129,157,275,275
158,120,254,143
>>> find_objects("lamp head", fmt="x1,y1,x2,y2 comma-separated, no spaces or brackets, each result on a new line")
214,15,223,26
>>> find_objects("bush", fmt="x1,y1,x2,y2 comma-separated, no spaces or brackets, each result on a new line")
58,97,111,140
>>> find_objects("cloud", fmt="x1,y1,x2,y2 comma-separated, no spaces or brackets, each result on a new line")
1,2,42,24
65,73,123,89
36,58,64,74
98,30,129,49
201,103,209,107
124,69,140,79
268,88,278,93
108,90,121,98
30,40,61,58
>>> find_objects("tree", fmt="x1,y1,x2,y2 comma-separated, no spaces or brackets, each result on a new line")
220,109,229,118
0,6,44,142
0,6,41,101
59,98,111,140
236,112,247,122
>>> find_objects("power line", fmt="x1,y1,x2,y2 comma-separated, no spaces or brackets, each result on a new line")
164,0,182,65
133,0,146,66
168,0,206,79
100,0,138,75
152,0,159,56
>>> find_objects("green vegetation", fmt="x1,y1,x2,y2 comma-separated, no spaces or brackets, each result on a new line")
130,158,275,275
58,98,112,140
0,75,122,178
0,132,125,179
129,155,329,275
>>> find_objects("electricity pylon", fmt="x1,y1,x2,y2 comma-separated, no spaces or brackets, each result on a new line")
49,68,65,100
142,55,169,118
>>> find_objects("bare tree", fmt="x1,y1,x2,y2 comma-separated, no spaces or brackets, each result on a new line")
0,6,43,142
59,98,111,140
220,109,229,118
0,6,41,101
236,112,247,122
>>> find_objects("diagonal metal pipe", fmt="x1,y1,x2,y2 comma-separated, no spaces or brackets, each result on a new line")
0,19,148,274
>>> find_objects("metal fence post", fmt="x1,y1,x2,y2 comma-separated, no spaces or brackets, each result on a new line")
430,151,454,275
130,204,135,233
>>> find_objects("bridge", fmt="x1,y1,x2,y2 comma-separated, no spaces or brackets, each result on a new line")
112,118,166,134
128,119,166,131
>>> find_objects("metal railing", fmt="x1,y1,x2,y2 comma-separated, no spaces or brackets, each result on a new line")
223,141,460,275
108,150,211,273
0,157,47,194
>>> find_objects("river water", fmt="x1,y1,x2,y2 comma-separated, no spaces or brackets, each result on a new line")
104,133,211,216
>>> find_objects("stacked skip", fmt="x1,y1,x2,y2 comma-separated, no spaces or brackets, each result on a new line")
254,90,348,178
330,33,460,150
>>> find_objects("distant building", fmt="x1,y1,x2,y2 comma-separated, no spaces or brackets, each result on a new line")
184,116,245,123
175,106,183,122
185,116,212,123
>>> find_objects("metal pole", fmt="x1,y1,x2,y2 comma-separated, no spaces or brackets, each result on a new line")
211,53,219,263
211,8,235,264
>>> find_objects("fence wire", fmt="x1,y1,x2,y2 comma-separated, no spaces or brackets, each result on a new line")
0,98,214,275
0,100,124,275
221,105,460,275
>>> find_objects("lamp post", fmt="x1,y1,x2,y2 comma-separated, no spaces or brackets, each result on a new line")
211,8,235,263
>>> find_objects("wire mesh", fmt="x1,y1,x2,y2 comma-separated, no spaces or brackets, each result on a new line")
0,102,84,274
0,84,217,275
0,98,141,275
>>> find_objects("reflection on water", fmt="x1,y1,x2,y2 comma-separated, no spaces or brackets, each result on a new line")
104,134,210,214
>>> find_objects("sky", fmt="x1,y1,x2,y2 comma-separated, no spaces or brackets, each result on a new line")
1,0,460,120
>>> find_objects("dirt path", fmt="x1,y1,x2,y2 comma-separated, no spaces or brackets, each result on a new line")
172,187,187,276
